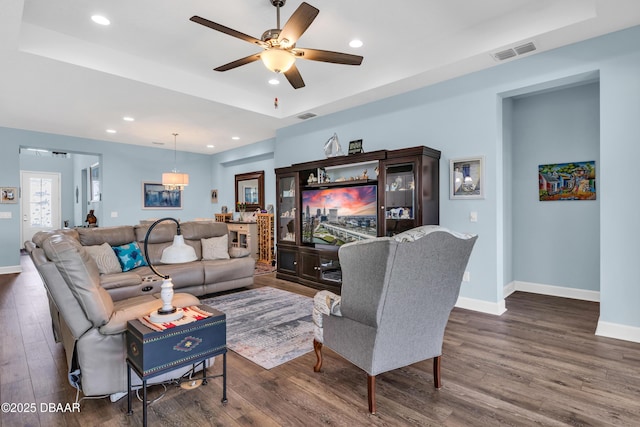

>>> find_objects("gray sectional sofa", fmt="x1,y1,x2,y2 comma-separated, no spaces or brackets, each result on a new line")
24,220,254,397
28,221,255,301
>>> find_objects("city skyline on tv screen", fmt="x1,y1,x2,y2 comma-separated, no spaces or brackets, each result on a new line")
302,185,377,217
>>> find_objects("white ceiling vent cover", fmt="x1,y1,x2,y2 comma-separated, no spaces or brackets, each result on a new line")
297,112,318,120
492,41,537,62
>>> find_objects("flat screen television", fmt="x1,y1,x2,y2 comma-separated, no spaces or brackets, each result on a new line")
301,184,378,246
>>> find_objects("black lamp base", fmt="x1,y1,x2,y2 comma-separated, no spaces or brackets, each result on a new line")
157,306,178,315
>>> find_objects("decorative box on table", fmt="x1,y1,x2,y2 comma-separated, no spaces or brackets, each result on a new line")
125,305,226,378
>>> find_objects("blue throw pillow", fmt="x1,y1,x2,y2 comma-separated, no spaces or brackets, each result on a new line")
112,242,148,272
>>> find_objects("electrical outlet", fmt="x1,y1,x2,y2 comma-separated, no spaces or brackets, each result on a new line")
463,271,471,282
110,211,118,218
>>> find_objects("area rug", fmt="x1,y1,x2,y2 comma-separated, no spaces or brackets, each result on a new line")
200,287,314,369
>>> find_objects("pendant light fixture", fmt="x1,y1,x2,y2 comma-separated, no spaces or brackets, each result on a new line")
162,133,189,190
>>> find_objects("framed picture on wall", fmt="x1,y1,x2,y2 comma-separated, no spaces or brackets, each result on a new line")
0,187,18,204
450,156,484,199
142,182,182,209
538,161,596,201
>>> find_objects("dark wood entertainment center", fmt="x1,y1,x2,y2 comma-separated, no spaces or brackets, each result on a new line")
275,146,441,292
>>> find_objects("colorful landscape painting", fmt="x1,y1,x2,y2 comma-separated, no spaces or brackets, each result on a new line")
538,161,596,201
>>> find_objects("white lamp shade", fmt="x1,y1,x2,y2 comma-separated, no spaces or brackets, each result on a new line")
261,48,296,73
162,172,189,187
160,235,197,264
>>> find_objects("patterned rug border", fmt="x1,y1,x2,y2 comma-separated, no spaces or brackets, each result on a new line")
200,287,313,369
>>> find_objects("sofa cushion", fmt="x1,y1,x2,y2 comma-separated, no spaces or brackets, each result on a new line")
112,242,148,272
77,226,136,247
99,272,143,290
84,242,122,275
32,228,80,248
203,258,255,284
201,235,230,260
42,234,114,328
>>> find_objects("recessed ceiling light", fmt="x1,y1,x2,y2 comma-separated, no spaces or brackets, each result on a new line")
232,136,240,140
349,39,363,48
123,116,134,122
269,78,280,85
91,15,110,26
206,144,215,148
106,129,116,134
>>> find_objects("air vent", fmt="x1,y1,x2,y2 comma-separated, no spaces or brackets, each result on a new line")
514,42,536,55
152,141,165,145
494,49,517,61
492,41,537,62
297,112,317,120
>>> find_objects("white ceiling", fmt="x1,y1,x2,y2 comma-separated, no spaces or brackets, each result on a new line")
1,0,640,154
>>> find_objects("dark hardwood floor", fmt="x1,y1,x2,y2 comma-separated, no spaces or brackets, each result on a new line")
1,254,639,426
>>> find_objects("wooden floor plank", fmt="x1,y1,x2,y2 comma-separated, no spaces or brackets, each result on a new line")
1,254,640,426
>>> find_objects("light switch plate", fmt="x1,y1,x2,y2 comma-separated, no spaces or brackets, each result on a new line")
0,211,12,219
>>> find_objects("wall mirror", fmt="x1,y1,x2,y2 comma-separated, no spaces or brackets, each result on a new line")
235,170,264,212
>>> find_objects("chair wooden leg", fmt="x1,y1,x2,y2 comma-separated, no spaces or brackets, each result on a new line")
433,355,442,389
313,339,323,372
367,374,376,414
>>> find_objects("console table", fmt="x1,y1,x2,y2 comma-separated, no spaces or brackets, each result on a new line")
227,221,258,259
125,305,227,426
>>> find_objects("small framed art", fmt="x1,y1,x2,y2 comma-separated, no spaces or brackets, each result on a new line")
0,187,18,203
450,156,484,199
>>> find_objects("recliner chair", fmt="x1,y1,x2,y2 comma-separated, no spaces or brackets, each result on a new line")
27,233,204,398
312,226,477,414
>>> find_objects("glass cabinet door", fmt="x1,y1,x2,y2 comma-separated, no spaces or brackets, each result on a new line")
277,173,297,243
383,160,417,236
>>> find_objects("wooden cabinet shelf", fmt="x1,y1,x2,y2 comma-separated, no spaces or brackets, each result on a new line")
275,146,440,291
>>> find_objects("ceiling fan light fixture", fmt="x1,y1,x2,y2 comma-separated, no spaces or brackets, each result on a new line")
261,48,295,73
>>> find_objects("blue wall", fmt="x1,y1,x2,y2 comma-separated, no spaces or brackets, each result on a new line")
271,26,640,329
210,138,276,219
511,83,600,291
0,128,215,269
2,25,640,333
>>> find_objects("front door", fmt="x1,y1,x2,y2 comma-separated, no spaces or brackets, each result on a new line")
20,171,61,246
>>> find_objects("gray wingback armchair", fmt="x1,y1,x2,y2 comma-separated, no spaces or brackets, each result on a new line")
312,226,477,414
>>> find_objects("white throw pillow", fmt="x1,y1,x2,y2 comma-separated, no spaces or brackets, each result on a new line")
201,235,230,260
84,242,122,274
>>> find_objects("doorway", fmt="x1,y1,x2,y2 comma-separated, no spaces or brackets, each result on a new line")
20,171,61,245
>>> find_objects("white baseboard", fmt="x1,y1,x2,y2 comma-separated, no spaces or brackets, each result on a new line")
0,265,22,275
505,280,600,302
595,321,640,344
455,296,507,316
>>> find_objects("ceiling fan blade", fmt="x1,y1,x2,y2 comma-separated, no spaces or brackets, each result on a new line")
214,53,262,72
190,16,264,46
284,64,305,89
295,48,363,65
278,2,319,45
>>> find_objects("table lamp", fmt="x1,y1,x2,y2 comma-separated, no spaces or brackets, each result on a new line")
143,217,197,323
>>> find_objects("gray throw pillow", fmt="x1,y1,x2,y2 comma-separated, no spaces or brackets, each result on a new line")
84,242,122,275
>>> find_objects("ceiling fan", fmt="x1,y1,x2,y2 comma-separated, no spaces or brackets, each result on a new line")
190,0,364,89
